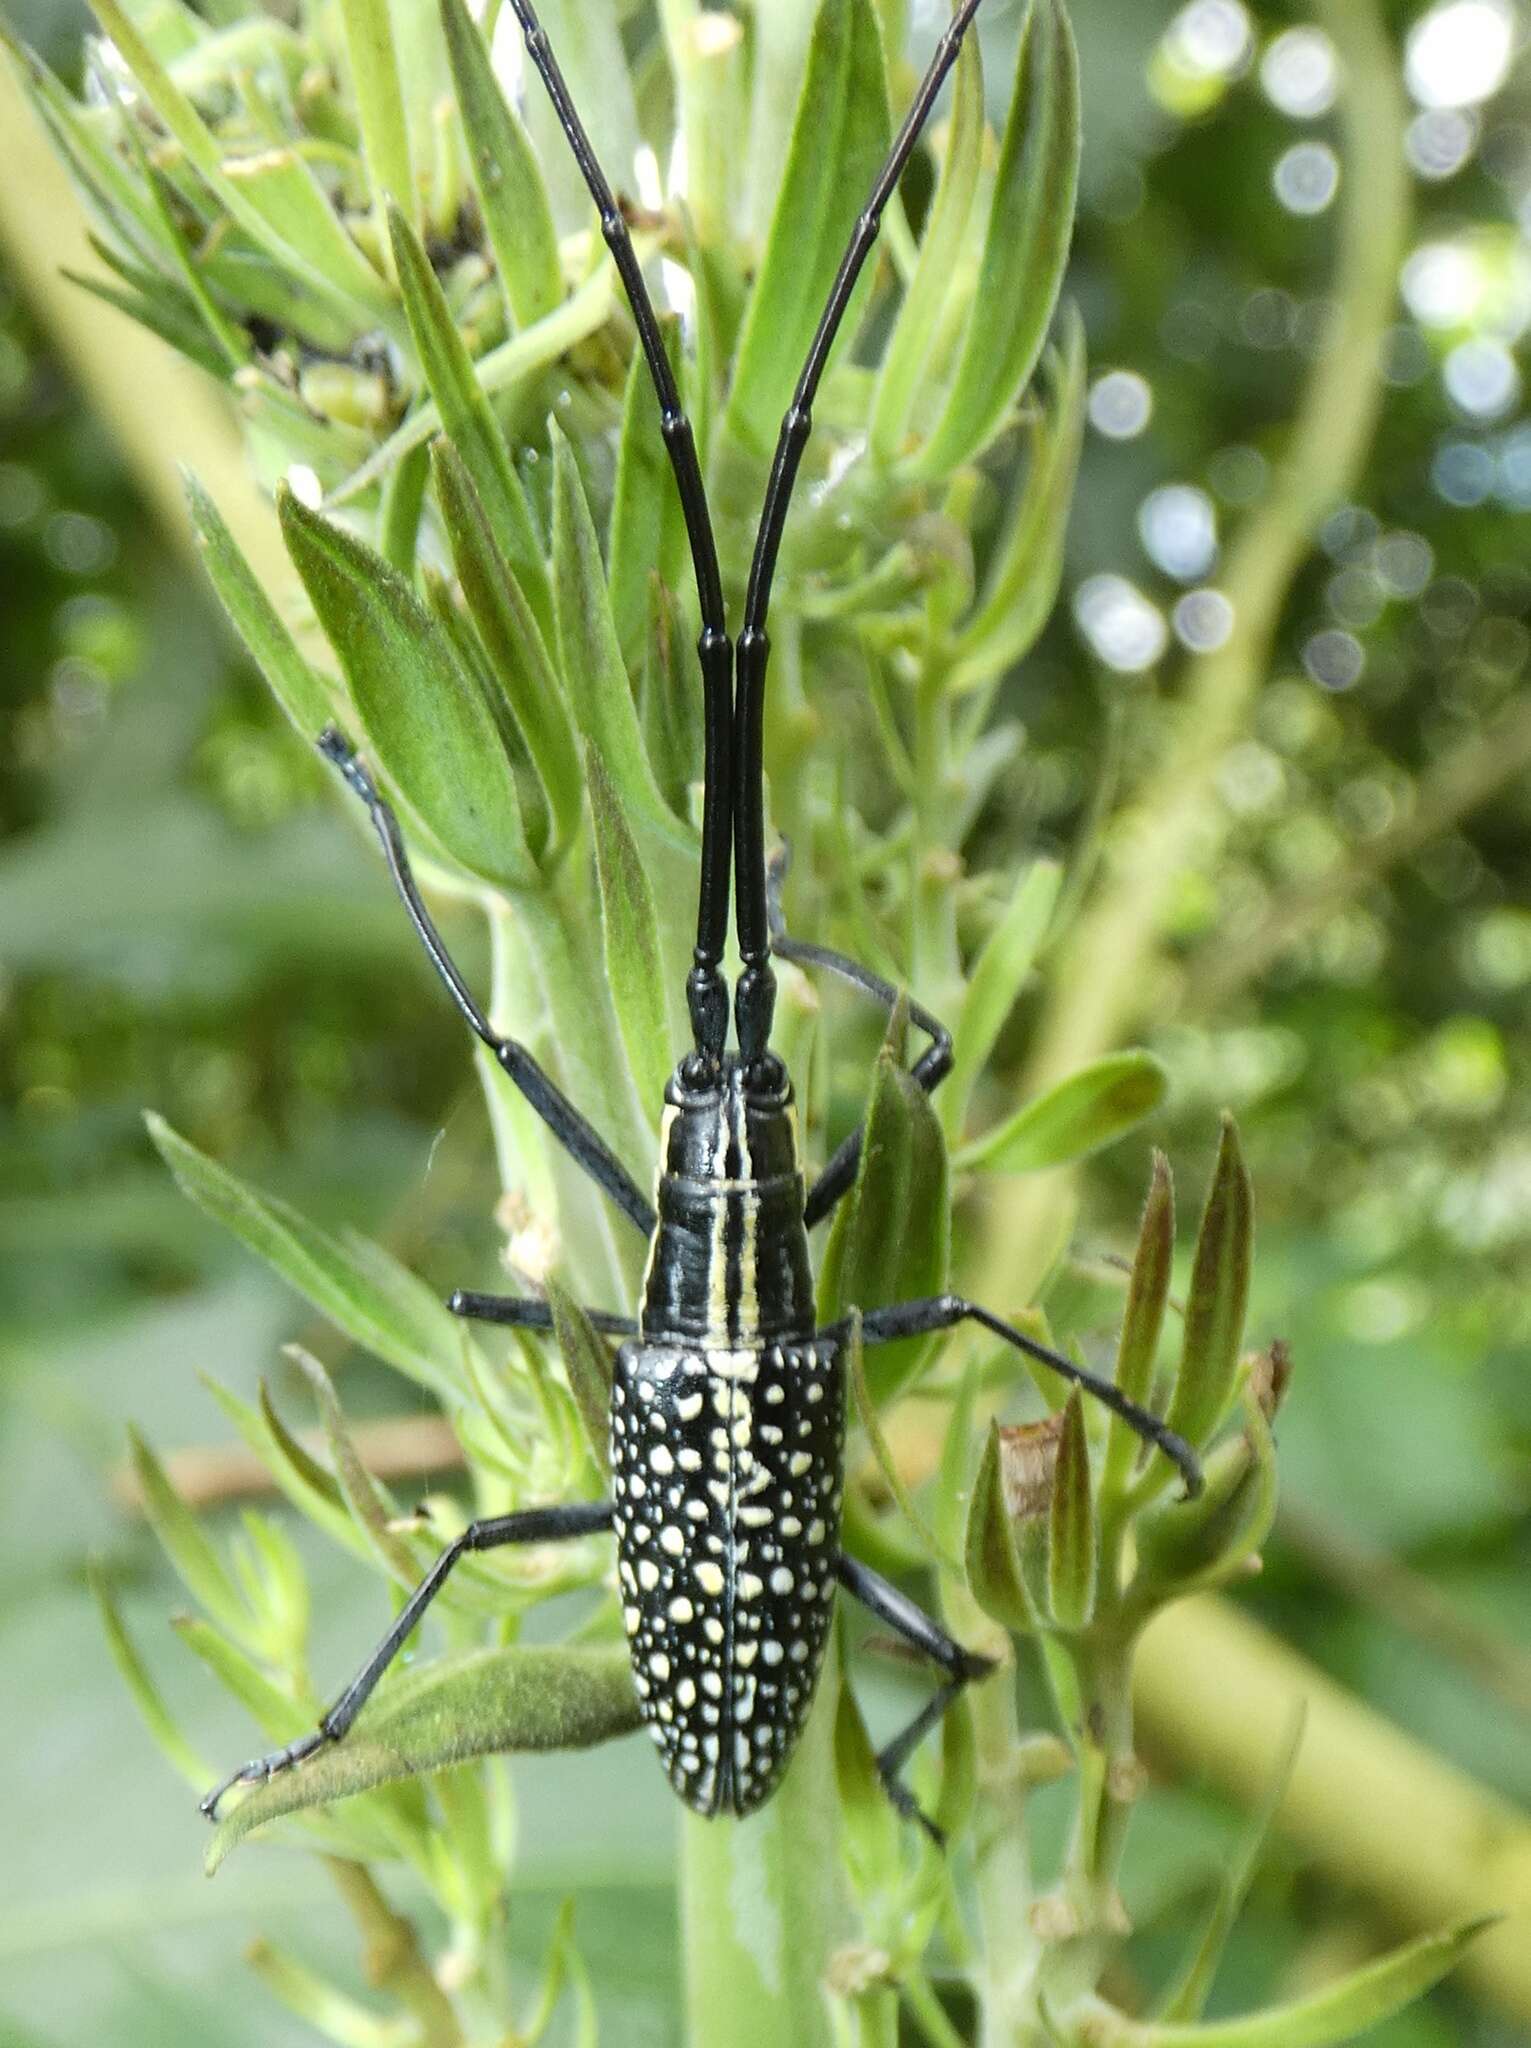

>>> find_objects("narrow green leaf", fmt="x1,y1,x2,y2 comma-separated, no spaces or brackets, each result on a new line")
546,1278,615,1479
331,262,615,503
551,426,685,851
964,1424,1035,1635
1114,1920,1493,2048
819,1005,950,1340
1166,1115,1253,1454
200,1376,369,1559
662,0,747,249
171,1614,311,1739
433,439,583,847
521,0,641,232
279,488,533,891
127,1427,252,1643
207,1644,638,1867
608,326,687,677
387,203,552,638
520,1898,579,2048
5,33,162,254
741,0,820,244
909,0,1080,478
184,472,334,737
338,0,414,228
147,1113,463,1396
586,747,671,1118
1157,1707,1307,2025
952,307,1086,685
287,1346,425,1587
870,26,984,464
847,1315,959,1573
60,266,228,378
246,1942,399,2048
946,859,1063,1135
834,1680,900,1893
1046,1393,1094,1629
440,0,562,329
724,0,891,455
958,1051,1168,1175
1104,1151,1175,1496
91,1561,210,1789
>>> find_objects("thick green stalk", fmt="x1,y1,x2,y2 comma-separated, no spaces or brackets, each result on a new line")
680,1640,852,2048
971,1664,1040,2047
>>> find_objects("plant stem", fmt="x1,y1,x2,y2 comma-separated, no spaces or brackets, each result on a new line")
1018,0,1409,1101
1133,1596,1531,2026
680,1639,852,2048
325,1857,464,2048
970,1664,1041,2048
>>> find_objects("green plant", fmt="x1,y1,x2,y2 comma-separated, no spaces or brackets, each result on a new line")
16,0,1487,2041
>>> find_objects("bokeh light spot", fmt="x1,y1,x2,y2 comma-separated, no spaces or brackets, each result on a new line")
1088,369,1153,439
1074,575,1169,672
1259,27,1339,118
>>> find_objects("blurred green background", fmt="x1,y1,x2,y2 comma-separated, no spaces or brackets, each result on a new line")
2,0,1529,2042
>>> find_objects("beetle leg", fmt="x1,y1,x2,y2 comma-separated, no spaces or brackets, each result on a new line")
856,1295,1203,1497
319,729,655,1238
836,1552,994,1844
448,1292,637,1338
199,1499,612,1822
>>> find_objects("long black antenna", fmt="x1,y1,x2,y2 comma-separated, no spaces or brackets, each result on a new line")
506,0,733,1066
732,0,988,1062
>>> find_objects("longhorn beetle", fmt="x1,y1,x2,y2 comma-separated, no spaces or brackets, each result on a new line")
202,0,1200,1833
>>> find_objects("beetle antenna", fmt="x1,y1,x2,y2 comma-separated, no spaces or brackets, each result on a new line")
507,0,732,1066
732,0,987,1064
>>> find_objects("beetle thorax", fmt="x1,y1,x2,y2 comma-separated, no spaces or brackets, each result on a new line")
639,1056,815,1348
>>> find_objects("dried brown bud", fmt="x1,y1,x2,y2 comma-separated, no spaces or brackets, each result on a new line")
996,1412,1067,1521
1246,1337,1294,1420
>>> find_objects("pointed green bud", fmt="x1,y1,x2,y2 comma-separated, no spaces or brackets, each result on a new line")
1047,1392,1096,1630
1166,1114,1253,1455
1105,1150,1175,1495
965,1422,1038,1635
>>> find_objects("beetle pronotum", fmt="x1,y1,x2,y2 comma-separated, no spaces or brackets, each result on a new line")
203,0,1199,1833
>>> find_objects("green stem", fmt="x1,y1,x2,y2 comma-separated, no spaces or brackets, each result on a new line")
970,1663,1040,2048
680,1639,852,2048
1019,0,1408,1102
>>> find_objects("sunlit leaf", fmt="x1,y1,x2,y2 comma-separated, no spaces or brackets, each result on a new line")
958,1051,1167,1175
441,0,563,330
724,0,890,455
946,859,1063,1135
338,0,414,229
279,488,534,891
908,0,1080,478
148,1114,464,1396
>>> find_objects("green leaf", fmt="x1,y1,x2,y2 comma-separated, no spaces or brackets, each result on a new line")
184,472,335,738
127,1426,252,1644
287,1346,426,1587
724,0,891,455
207,1644,639,1868
170,1614,311,1740
946,858,1063,1135
834,1679,900,1893
432,439,583,848
846,1315,959,1572
546,1278,615,1479
1166,1115,1253,1455
869,25,984,465
964,1423,1035,1635
5,32,161,255
246,1942,399,2048
951,306,1087,687
199,1376,368,1559
908,0,1080,478
551,426,686,852
819,1006,950,1345
1136,1399,1278,1594
1046,1393,1094,1629
338,0,414,228
1104,1151,1175,1496
59,266,228,379
586,747,671,1119
387,202,552,638
332,263,615,503
1111,1920,1492,2048
147,1113,464,1396
608,327,688,677
440,0,562,330
741,0,820,243
521,0,641,233
91,1561,210,1789
1156,1708,1307,2025
958,1051,1168,1175
278,488,533,891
